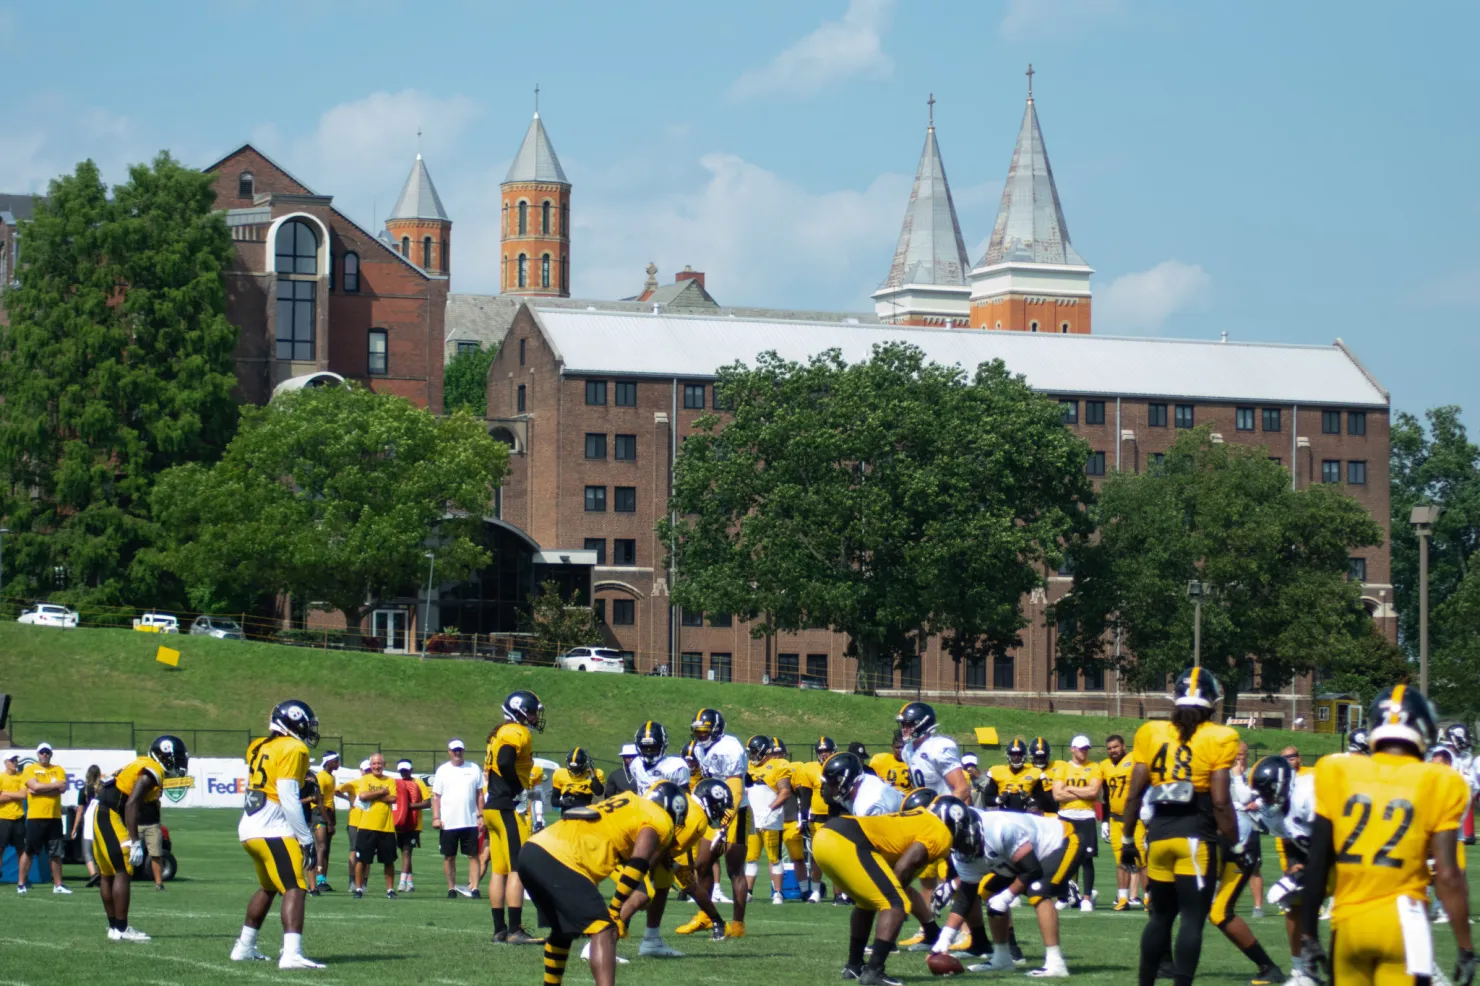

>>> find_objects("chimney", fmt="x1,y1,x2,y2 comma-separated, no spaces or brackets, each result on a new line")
675,264,705,289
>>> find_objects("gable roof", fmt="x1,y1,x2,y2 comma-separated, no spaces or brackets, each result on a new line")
200,143,317,196
504,114,569,184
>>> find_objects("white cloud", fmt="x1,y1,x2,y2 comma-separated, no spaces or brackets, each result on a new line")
728,0,894,102
0,95,142,193
1096,260,1211,334
999,0,1121,41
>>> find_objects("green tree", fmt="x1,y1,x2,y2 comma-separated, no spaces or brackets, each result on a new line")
659,343,1093,692
520,579,603,662
443,343,498,417
153,385,506,641
0,154,238,611
1053,428,1386,716
1432,567,1480,720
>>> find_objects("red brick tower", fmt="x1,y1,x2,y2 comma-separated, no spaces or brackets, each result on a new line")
385,154,451,275
501,109,571,297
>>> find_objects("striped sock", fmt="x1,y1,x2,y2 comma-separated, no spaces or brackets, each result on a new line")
542,942,571,986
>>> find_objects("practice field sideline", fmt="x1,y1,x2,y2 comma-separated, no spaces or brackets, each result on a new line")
2,809,1471,985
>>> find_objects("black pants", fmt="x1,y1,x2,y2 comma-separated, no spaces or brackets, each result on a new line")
1138,844,1218,986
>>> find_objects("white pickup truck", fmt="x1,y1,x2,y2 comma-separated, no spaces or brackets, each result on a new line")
133,611,180,633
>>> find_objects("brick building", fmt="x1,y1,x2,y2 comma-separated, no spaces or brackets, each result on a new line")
486,304,1392,722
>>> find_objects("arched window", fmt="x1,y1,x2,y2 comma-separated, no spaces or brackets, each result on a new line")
502,203,509,236
517,253,528,289
238,172,254,198
541,254,551,289
1061,322,1070,333
343,251,360,292
275,219,318,274
561,203,569,236
561,254,569,293
995,321,1002,329
441,239,448,270
502,255,508,289
423,236,433,269
542,201,551,234
518,200,528,235
400,236,410,257
1030,321,1039,332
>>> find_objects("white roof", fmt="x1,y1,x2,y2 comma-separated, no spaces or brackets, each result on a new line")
531,309,1388,407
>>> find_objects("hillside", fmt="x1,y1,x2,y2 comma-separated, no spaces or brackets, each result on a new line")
0,623,1336,768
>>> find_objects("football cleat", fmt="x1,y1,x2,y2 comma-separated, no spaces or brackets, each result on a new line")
268,701,319,748
278,953,326,970
1113,897,1131,912
506,929,544,945
119,927,151,942
675,913,713,935
1027,960,1070,978
725,921,746,939
52,884,72,894
970,951,1016,973
808,888,823,903
230,941,271,962
1080,898,1094,912
1250,965,1285,986
948,936,974,952
1128,896,1143,908
841,965,863,980
772,892,784,905
898,932,926,948
858,968,903,986
639,939,684,958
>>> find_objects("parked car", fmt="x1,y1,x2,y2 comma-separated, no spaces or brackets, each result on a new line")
190,614,244,640
133,611,179,633
17,603,79,628
767,672,828,691
555,646,626,673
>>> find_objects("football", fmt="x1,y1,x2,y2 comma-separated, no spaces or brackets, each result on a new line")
926,952,965,977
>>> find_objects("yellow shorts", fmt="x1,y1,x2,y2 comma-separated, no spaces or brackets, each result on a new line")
763,824,805,862
1108,818,1148,861
724,778,749,845
813,820,911,914
482,807,524,876
243,837,309,893
747,830,762,863
1146,836,1214,884
1331,906,1422,986
1209,859,1250,927
92,807,132,878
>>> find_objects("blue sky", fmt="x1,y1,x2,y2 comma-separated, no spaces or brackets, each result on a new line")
2,0,1476,422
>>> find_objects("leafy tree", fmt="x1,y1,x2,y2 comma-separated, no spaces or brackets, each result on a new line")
1432,567,1480,720
520,579,603,662
0,154,238,611
153,385,506,641
659,343,1093,692
1053,428,1386,717
443,343,498,417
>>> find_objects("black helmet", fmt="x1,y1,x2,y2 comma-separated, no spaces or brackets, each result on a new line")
270,699,320,747
692,778,735,828
847,741,868,759
1347,727,1370,755
149,735,190,779
1250,755,1294,814
929,795,982,857
566,747,591,773
680,739,700,764
770,736,789,757
635,721,669,767
644,780,689,827
1007,736,1028,767
691,708,725,745
1368,684,1438,755
503,690,546,732
1029,737,1051,770
821,752,864,806
903,787,937,811
747,734,772,765
897,702,938,741
1446,724,1473,753
815,736,837,761
1173,667,1223,710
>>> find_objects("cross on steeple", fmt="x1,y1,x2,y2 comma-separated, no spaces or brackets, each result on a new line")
927,92,935,127
1026,63,1035,99
534,83,540,115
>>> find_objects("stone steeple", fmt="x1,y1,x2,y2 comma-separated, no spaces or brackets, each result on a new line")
501,103,572,297
385,152,452,276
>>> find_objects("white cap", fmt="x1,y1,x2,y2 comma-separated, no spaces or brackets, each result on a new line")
620,744,639,757
447,738,465,751
1070,735,1092,749
961,753,979,767
396,759,413,772
36,742,53,754
359,759,372,771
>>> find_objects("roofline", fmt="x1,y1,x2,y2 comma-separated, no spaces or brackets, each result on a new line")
1332,337,1390,404
200,142,318,196
331,207,438,281
872,283,973,299
969,261,1096,277
525,305,567,366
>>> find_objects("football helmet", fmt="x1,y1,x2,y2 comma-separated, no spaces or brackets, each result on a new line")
1173,667,1223,709
269,699,320,747
821,752,864,806
770,737,789,756
1446,723,1473,753
645,781,690,827
149,735,190,779
635,721,669,767
680,739,700,766
815,736,837,762
1006,736,1028,768
747,734,772,765
1368,684,1438,754
692,778,735,828
691,708,725,745
929,796,982,857
897,702,938,741
1029,737,1051,770
1249,755,1294,815
1347,728,1370,755
566,747,592,774
903,787,937,811
502,690,546,732
848,741,868,759
1429,744,1456,766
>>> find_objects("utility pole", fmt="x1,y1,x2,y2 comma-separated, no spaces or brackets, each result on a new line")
1188,580,1206,667
1411,504,1443,697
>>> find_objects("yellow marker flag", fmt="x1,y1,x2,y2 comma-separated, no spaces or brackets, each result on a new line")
156,645,180,668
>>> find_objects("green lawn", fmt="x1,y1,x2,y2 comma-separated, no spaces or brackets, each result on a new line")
2,808,1471,986
0,622,1337,770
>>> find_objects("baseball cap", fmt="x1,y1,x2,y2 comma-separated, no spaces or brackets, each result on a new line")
1070,735,1092,749
447,738,466,751
3,753,18,763
961,753,979,767
359,759,371,771
620,744,639,757
36,742,53,754
396,759,413,772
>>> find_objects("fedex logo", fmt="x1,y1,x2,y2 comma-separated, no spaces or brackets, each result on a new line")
208,776,247,795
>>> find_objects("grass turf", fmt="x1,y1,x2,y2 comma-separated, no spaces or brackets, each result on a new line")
2,808,1472,985
0,623,1334,770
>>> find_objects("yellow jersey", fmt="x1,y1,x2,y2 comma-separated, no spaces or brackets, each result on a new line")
1099,755,1134,816
1049,759,1103,814
485,722,534,810
246,735,311,805
847,808,954,866
529,791,676,883
869,753,912,794
22,763,68,820
551,767,606,806
750,757,793,791
1131,718,1239,840
105,756,165,811
1316,750,1469,927
314,770,336,813
0,770,26,821
794,760,830,815
668,790,719,862
985,764,1042,811
354,772,398,833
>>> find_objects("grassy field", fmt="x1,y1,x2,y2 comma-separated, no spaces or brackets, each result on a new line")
2,808,1472,986
0,622,1338,770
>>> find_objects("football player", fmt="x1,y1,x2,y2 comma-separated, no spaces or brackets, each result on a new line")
1248,755,1318,986
1346,728,1370,756
812,800,959,985
631,721,690,789
1119,667,1243,986
680,740,702,791
747,735,797,905
517,783,686,986
869,731,912,794
1028,738,1060,818
985,737,1043,811
551,748,606,809
792,735,839,903
485,689,546,945
230,700,324,969
1300,685,1475,986
93,735,189,942
1099,733,1142,909
687,708,750,936
1201,750,1285,986
769,737,810,893
310,751,340,893
823,752,903,817
1049,736,1102,911
896,702,969,948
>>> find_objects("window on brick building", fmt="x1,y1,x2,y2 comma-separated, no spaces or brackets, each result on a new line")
683,383,705,409
1236,407,1255,431
993,655,1015,689
542,200,551,235
518,200,527,235
1175,404,1195,429
1060,400,1078,425
367,329,388,376
681,608,703,627
519,338,526,365
680,652,703,679
613,539,636,565
1085,666,1106,691
807,654,829,689
1086,451,1106,476
615,381,637,406
711,653,733,683
899,653,921,689
238,172,254,198
1056,665,1078,691
1321,460,1340,484
1149,452,1166,471
709,612,732,627
1030,321,1039,332
612,599,634,625
1148,403,1168,428
584,538,606,565
561,254,569,293
517,384,526,413
442,238,448,269
964,656,986,690
1262,407,1282,433
276,219,317,274
401,236,410,257
457,341,480,356
1349,411,1367,436
584,486,607,512
343,251,359,292
517,253,527,288
1323,410,1341,434
561,204,569,235
614,434,636,461
275,280,315,361
590,599,605,624
614,487,636,512
1349,557,1367,582
422,237,433,269
586,380,607,405
1085,401,1105,425
327,249,334,291
1347,460,1367,485
585,433,606,459
1060,322,1070,333
777,653,799,680
541,254,551,289
713,385,731,411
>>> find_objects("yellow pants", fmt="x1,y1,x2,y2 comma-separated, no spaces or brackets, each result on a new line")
1146,836,1214,884
1109,818,1148,862
1331,907,1423,986
1209,859,1250,927
482,807,524,876
92,807,132,878
813,821,911,914
243,837,308,893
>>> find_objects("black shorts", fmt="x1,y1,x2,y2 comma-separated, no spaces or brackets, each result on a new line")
396,831,421,851
0,817,24,851
517,842,611,939
26,818,64,857
309,811,327,830
355,829,397,865
440,827,478,858
1068,817,1098,858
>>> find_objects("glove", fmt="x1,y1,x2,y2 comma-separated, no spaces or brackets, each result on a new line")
1456,948,1477,986
1100,821,1110,842
931,878,957,914
127,840,146,869
1119,839,1142,868
931,926,959,955
301,840,318,875
1299,936,1330,984
1225,839,1257,874
1266,875,1300,910
987,887,1016,915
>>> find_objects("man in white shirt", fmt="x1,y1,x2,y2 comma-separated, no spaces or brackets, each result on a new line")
691,708,750,937
897,702,971,801
431,739,485,899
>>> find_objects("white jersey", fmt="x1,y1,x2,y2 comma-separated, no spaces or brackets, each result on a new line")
1253,772,1316,850
631,755,691,790
905,734,963,796
979,808,1066,865
697,733,747,780
849,773,903,816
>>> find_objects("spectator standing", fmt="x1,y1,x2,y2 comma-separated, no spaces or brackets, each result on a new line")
72,765,103,888
136,795,166,891
19,743,70,894
0,754,25,880
1230,742,1262,918
605,744,640,797
349,754,398,899
432,738,484,899
1050,735,1103,911
310,752,340,893
393,759,431,893
961,754,991,808
336,759,370,891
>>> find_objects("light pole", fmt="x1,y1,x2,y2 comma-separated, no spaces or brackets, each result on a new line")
421,551,436,660
0,528,9,612
1188,580,1206,667
1410,504,1443,697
